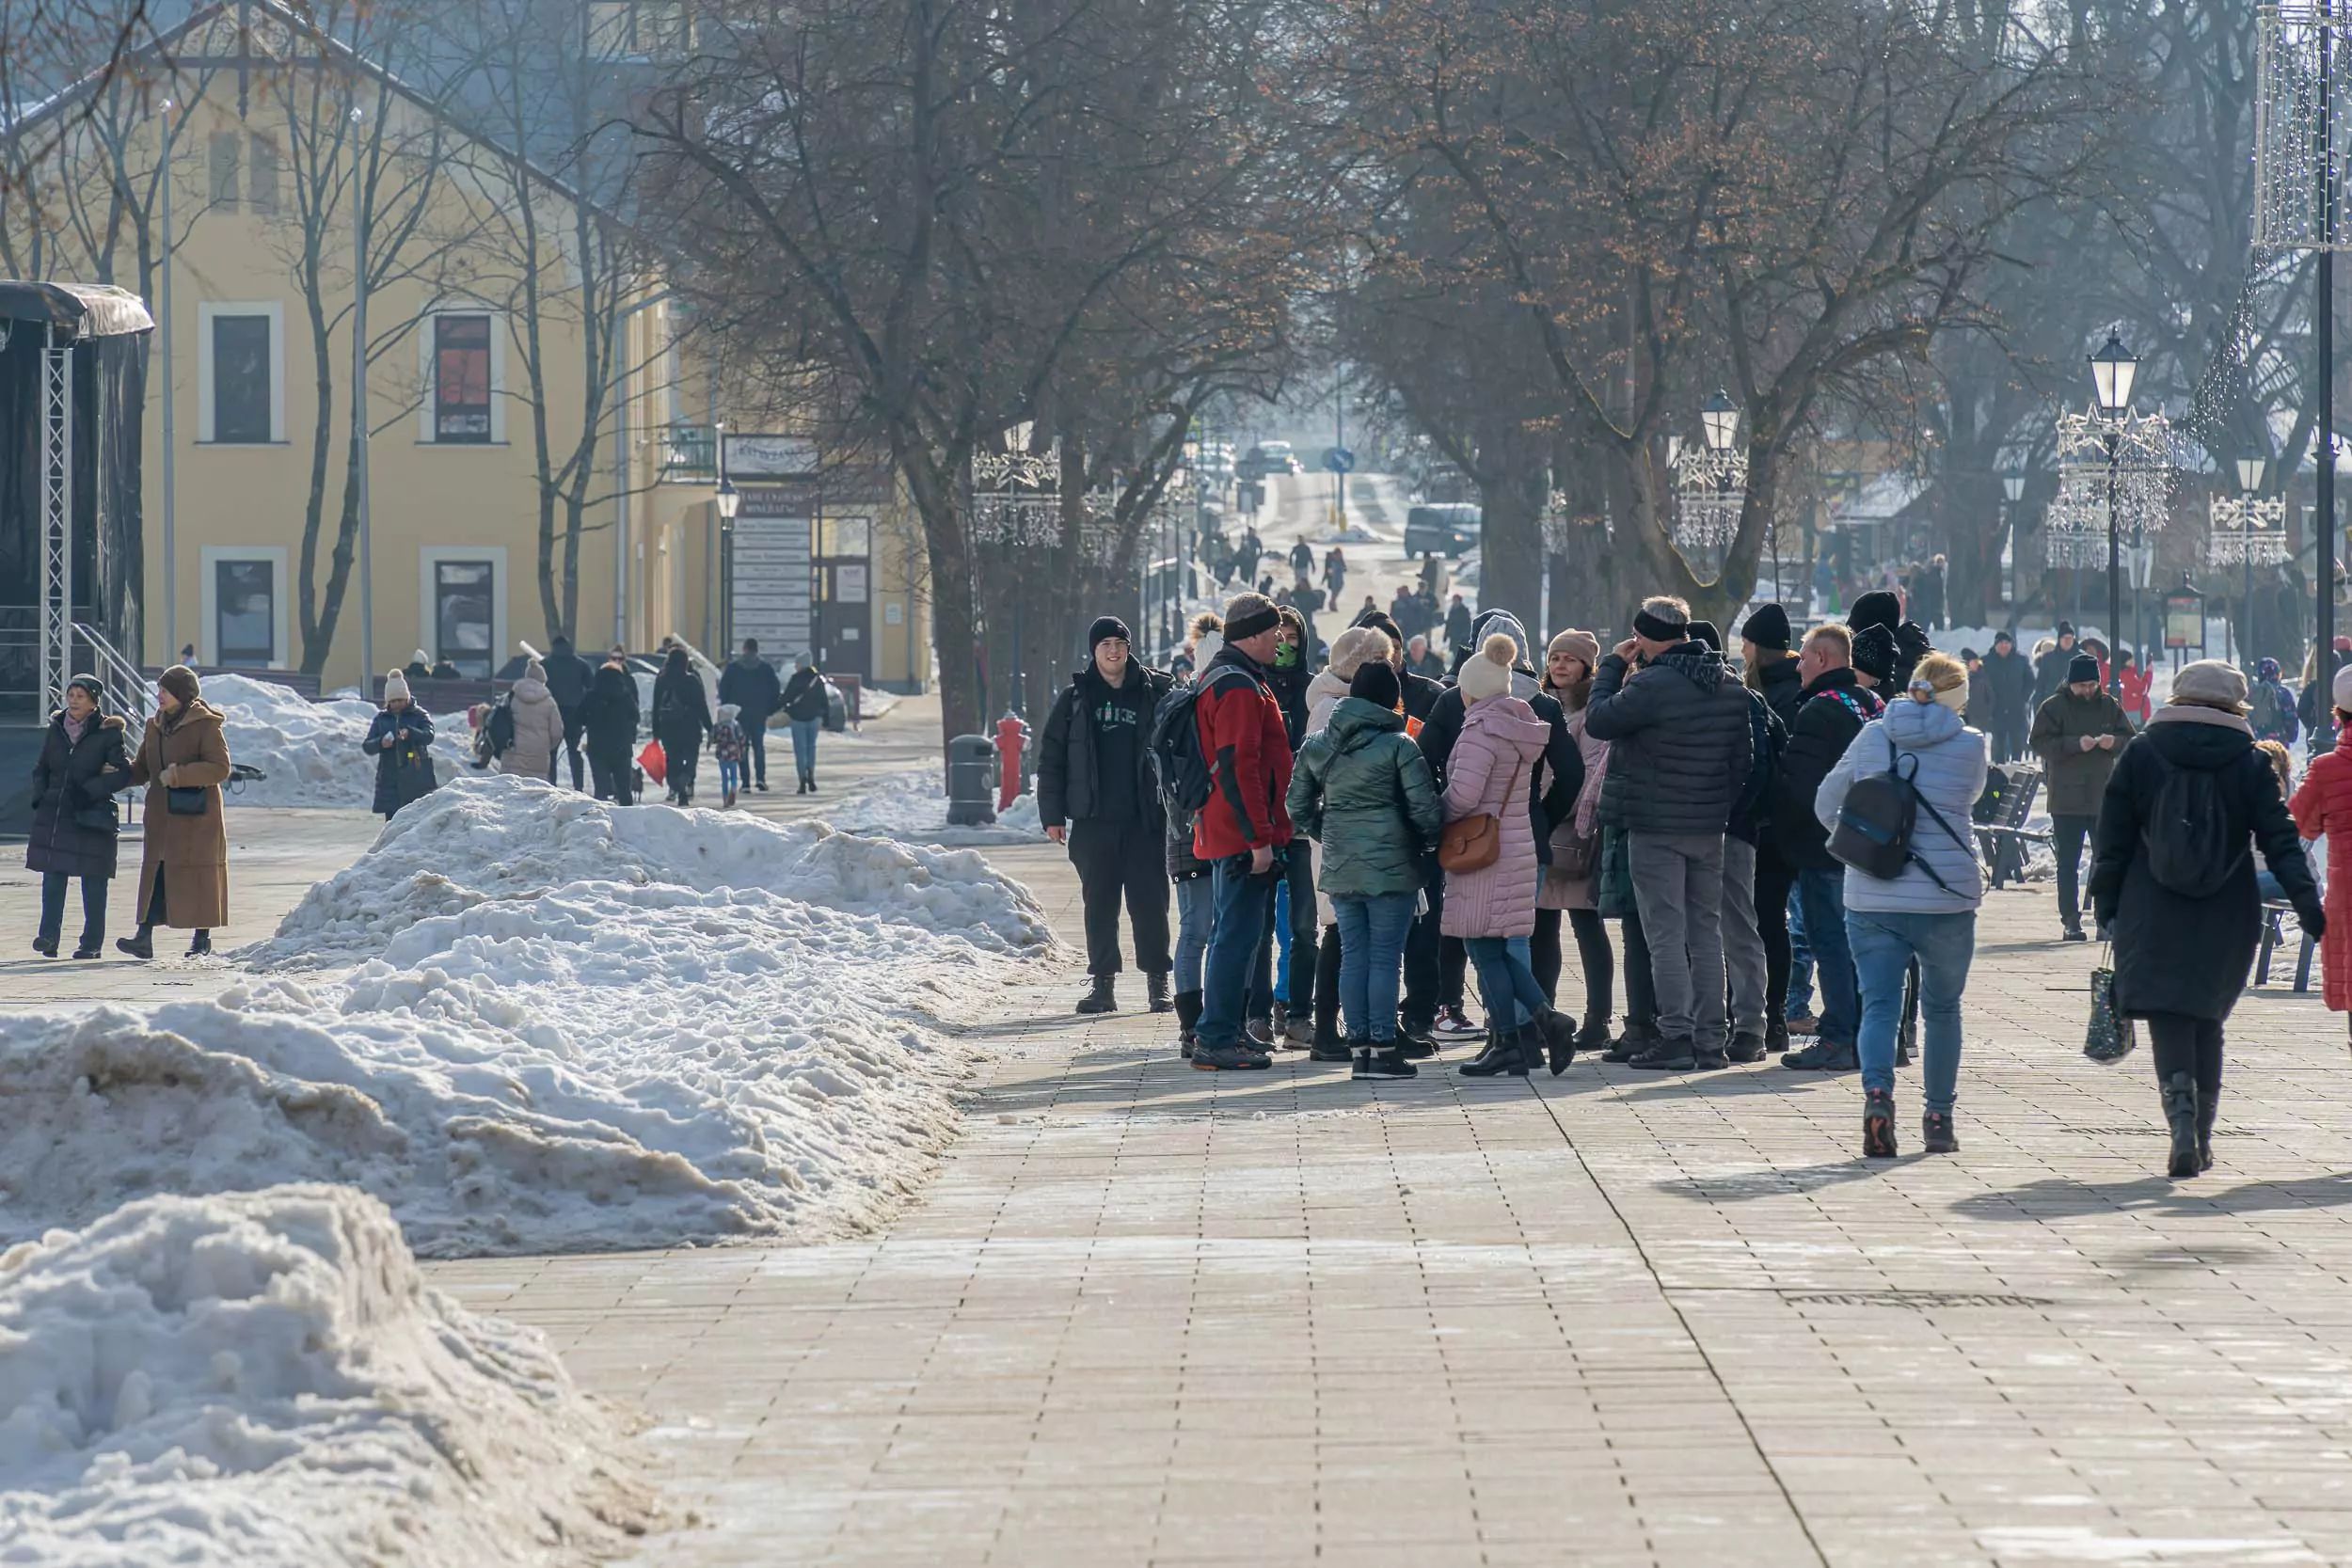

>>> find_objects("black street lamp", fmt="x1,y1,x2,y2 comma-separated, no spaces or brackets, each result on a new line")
714,429,740,655
1701,388,1740,453
2090,332,2137,700
2239,451,2267,669
2001,466,2026,615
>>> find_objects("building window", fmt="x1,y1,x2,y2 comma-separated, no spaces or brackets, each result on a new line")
211,313,273,443
589,0,688,56
432,314,493,443
433,560,496,676
247,133,278,215
208,131,239,205
215,558,276,666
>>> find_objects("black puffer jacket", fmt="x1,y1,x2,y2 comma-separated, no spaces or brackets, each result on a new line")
25,710,134,879
1750,655,1806,730
1038,662,1171,828
581,662,641,754
1584,643,1754,836
2089,712,2320,1021
1770,667,1882,870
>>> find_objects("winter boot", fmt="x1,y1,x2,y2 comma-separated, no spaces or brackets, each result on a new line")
1629,1036,1698,1072
1270,1001,1290,1039
1352,1039,1418,1080
31,934,56,958
1309,1015,1354,1062
1574,1015,1612,1055
2198,1085,2218,1173
1765,1018,1791,1055
723,787,738,808
2061,919,2088,942
1075,975,1117,1015
1174,990,1202,1058
1726,1030,1769,1065
116,927,153,961
2162,1071,2202,1179
1780,1037,1858,1071
1193,1040,1271,1071
1921,1111,1960,1154
1690,1037,1730,1071
1534,1008,1579,1076
1603,1022,1659,1064
1459,1026,1513,1073
1147,972,1173,1014
1863,1088,1899,1159
1458,1023,1538,1078
187,930,212,958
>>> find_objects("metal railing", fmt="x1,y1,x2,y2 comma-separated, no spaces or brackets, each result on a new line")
661,422,717,481
72,623,151,747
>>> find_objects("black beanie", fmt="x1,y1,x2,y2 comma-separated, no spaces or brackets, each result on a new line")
1850,589,1902,634
1851,624,1896,681
1742,602,1791,651
1349,659,1402,711
2068,652,2100,684
1088,615,1132,651
1686,619,1722,652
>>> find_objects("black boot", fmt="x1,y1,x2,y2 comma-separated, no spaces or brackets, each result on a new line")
1457,1022,1538,1078
1075,974,1117,1015
1603,1022,1658,1064
32,934,57,958
2162,1071,2201,1179
116,927,153,961
1574,1016,1611,1054
1725,1031,1769,1064
1458,1026,1512,1073
1309,1014,1353,1062
188,929,212,958
1353,1039,1418,1080
2197,1085,2218,1172
1534,1008,1579,1075
1146,972,1173,1014
1629,1036,1698,1071
1174,990,1202,1058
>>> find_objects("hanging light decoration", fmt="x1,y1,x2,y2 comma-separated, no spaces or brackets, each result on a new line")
969,421,1066,549
1671,390,1747,559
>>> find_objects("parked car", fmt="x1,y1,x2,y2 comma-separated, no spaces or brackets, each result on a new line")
1244,440,1299,477
1404,502,1483,558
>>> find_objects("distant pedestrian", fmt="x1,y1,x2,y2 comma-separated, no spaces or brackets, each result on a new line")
1289,538,1314,580
1406,634,1447,684
653,645,713,805
719,638,783,793
1189,592,1293,1071
404,649,433,682
1816,653,1986,1158
1977,629,2034,763
25,673,133,958
780,654,831,792
366,670,442,818
1444,593,1473,656
428,655,461,680
543,634,597,790
2249,657,2300,747
581,652,640,805
496,660,566,785
119,665,230,960
1324,546,1348,600
2033,623,2081,707
2116,647,2153,725
2096,659,2322,1179
712,704,748,807
1040,616,1175,1016
2030,652,2132,942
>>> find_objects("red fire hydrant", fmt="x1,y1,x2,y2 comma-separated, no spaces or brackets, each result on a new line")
996,709,1030,811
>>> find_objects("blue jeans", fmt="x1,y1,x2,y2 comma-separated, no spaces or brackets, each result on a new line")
1846,909,1975,1113
1333,892,1416,1042
1796,868,1859,1047
719,757,741,796
1173,876,1212,994
1465,936,1549,1032
789,718,820,779
1274,879,1292,1003
1787,887,1816,1016
1199,853,1278,1051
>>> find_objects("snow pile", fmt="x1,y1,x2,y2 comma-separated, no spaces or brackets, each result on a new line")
0,1185,651,1563
857,686,898,720
257,773,1050,961
820,768,1047,847
204,673,476,810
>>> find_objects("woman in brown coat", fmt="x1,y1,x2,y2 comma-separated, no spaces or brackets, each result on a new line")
119,664,231,958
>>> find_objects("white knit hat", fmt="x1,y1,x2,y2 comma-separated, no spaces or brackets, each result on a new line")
1328,626,1391,680
383,669,411,704
1458,632,1517,704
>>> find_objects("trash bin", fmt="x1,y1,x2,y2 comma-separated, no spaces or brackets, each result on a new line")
946,734,998,826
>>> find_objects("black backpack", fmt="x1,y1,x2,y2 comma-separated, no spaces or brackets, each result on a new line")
485,699,516,757
1828,729,1971,892
1152,666,1255,815
2141,759,2247,896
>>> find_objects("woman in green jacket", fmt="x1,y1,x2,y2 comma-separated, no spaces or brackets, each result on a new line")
1287,660,1442,1080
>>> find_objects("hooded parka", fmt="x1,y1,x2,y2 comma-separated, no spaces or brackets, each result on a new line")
131,698,231,927
1287,696,1441,899
25,709,134,879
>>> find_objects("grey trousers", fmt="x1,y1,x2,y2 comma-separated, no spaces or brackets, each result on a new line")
1720,836,1766,1037
1629,830,1727,1046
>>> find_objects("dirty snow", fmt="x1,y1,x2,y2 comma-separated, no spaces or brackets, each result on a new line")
0,1184,652,1564
204,673,477,811
820,768,1046,847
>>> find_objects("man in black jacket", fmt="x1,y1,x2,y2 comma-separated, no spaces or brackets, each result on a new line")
541,635,597,790
1978,629,2035,763
1770,624,1883,1070
718,639,784,793
1740,603,1805,1051
1585,595,1754,1071
2033,623,2082,708
580,651,641,806
1040,616,1175,1015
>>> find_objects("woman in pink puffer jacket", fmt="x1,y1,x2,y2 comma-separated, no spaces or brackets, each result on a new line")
1446,633,1577,1077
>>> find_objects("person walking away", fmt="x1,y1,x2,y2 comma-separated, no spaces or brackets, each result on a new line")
2249,657,2301,748
1040,616,1175,1015
1289,537,1314,581
1913,554,1947,631
2034,623,2082,708
1583,597,1754,1071
1324,546,1348,602
719,639,783,793
495,659,565,786
2030,651,2133,942
1161,631,1222,1056
2116,647,2153,726
653,645,713,805
1391,587,1422,643
711,704,748,807
1296,626,1402,1058
543,634,597,790
365,671,441,819
119,665,230,959
1978,629,2035,763
2291,663,2352,1056
1772,625,1883,1069
1190,593,1294,1070
1288,658,1439,1078
1444,594,1474,657
2094,659,2322,1178
1741,604,1807,1053
780,654,830,792
1536,630,1615,1063
581,653,641,805
1815,654,1987,1157
1444,634,1580,1076
25,674,134,958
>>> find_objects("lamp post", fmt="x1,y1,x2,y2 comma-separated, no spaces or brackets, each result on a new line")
2090,332,2138,701
2001,466,2026,616
714,423,739,656
2239,451,2267,666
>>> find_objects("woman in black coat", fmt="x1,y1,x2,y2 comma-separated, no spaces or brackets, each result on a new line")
2088,659,2323,1180
360,673,438,820
25,674,135,958
581,656,641,805
651,646,713,805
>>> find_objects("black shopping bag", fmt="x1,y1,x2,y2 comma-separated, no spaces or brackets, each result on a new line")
2084,950,2136,1063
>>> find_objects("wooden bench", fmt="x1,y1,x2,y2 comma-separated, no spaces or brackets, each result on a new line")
144,666,323,701
1973,763,2048,891
2255,900,2318,992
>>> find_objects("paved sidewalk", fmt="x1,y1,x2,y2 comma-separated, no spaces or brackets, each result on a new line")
433,845,2352,1568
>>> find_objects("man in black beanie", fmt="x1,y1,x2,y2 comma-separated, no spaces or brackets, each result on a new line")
2029,649,2133,941
1851,623,1898,689
1040,615,1175,1013
1740,602,1805,1051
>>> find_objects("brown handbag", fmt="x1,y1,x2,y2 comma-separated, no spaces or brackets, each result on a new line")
1438,755,1524,873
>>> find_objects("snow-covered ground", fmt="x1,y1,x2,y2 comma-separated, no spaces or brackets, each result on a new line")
205,673,478,810
0,1184,651,1564
818,768,1046,847
857,686,898,720
0,777,1052,1256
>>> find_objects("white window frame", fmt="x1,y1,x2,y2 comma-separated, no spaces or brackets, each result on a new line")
197,301,285,444
198,545,289,667
416,301,508,445
419,546,507,675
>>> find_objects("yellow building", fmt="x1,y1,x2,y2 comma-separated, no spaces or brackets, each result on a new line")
8,0,930,692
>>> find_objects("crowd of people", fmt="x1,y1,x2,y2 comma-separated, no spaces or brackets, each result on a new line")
1032,580,2337,1176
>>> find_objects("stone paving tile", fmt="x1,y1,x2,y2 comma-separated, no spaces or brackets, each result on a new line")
409,857,2352,1566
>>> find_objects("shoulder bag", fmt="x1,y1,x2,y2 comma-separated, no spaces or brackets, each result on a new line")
1438,753,1525,874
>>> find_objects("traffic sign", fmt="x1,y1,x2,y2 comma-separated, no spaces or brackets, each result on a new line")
1323,447,1356,473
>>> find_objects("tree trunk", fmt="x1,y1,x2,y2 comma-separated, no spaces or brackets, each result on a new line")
1474,451,1545,639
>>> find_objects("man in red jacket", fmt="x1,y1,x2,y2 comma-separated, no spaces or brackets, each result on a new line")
1192,592,1295,1069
